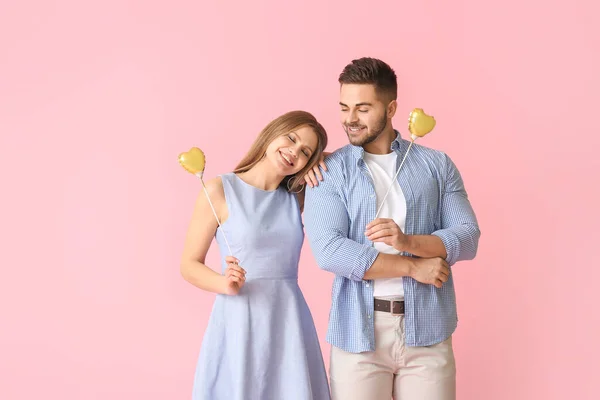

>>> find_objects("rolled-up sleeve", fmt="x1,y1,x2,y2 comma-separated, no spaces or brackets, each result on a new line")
431,154,481,266
304,166,379,281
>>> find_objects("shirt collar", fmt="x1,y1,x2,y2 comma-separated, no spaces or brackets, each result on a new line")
351,129,404,160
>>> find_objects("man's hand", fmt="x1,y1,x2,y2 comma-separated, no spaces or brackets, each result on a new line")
365,218,408,251
410,257,449,289
304,152,330,188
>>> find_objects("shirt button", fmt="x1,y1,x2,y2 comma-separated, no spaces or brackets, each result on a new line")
365,283,370,287
367,314,371,319
370,194,375,198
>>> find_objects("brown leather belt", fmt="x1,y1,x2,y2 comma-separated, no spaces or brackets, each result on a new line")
374,299,405,315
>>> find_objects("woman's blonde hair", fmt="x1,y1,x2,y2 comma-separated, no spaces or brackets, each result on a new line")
233,110,328,192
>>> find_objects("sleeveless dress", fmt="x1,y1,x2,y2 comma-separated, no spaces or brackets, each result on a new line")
192,173,331,400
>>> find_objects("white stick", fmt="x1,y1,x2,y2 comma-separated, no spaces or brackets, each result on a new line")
374,139,415,219
196,172,233,256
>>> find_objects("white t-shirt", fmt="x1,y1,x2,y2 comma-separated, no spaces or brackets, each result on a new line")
363,151,407,299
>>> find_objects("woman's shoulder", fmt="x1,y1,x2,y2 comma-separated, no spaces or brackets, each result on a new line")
199,175,226,201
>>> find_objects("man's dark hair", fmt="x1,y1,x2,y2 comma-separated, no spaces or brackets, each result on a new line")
338,57,398,101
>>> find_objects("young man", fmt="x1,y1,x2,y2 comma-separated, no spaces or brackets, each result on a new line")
303,57,480,400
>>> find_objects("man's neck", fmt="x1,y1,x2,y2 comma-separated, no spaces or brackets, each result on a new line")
363,126,396,155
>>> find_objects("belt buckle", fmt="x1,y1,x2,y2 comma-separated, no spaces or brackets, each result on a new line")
390,300,404,316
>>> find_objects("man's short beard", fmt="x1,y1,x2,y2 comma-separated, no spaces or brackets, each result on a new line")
346,111,388,147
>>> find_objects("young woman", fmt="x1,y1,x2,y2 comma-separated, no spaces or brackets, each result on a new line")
180,110,331,400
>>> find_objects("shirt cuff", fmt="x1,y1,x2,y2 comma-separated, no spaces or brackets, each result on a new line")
431,229,460,266
350,245,380,281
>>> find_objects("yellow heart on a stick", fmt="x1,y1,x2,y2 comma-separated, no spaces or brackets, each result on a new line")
178,147,206,175
408,108,436,140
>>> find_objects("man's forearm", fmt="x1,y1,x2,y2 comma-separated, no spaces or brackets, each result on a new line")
402,235,448,259
363,253,415,280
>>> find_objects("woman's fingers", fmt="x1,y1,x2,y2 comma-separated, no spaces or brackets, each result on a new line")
227,264,245,274
227,269,245,280
225,256,239,264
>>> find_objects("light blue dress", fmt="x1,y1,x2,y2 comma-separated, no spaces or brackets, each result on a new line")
192,173,331,400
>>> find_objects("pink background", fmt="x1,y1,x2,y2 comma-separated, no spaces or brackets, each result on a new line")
1,0,598,399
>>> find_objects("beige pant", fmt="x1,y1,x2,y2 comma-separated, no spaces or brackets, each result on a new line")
329,311,456,400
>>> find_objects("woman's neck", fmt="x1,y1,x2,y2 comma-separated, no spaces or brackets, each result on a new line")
236,159,285,191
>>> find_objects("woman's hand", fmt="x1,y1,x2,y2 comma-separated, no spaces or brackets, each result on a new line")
304,152,330,188
222,256,246,295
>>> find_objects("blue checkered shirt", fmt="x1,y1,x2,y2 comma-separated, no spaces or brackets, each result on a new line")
304,131,480,352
